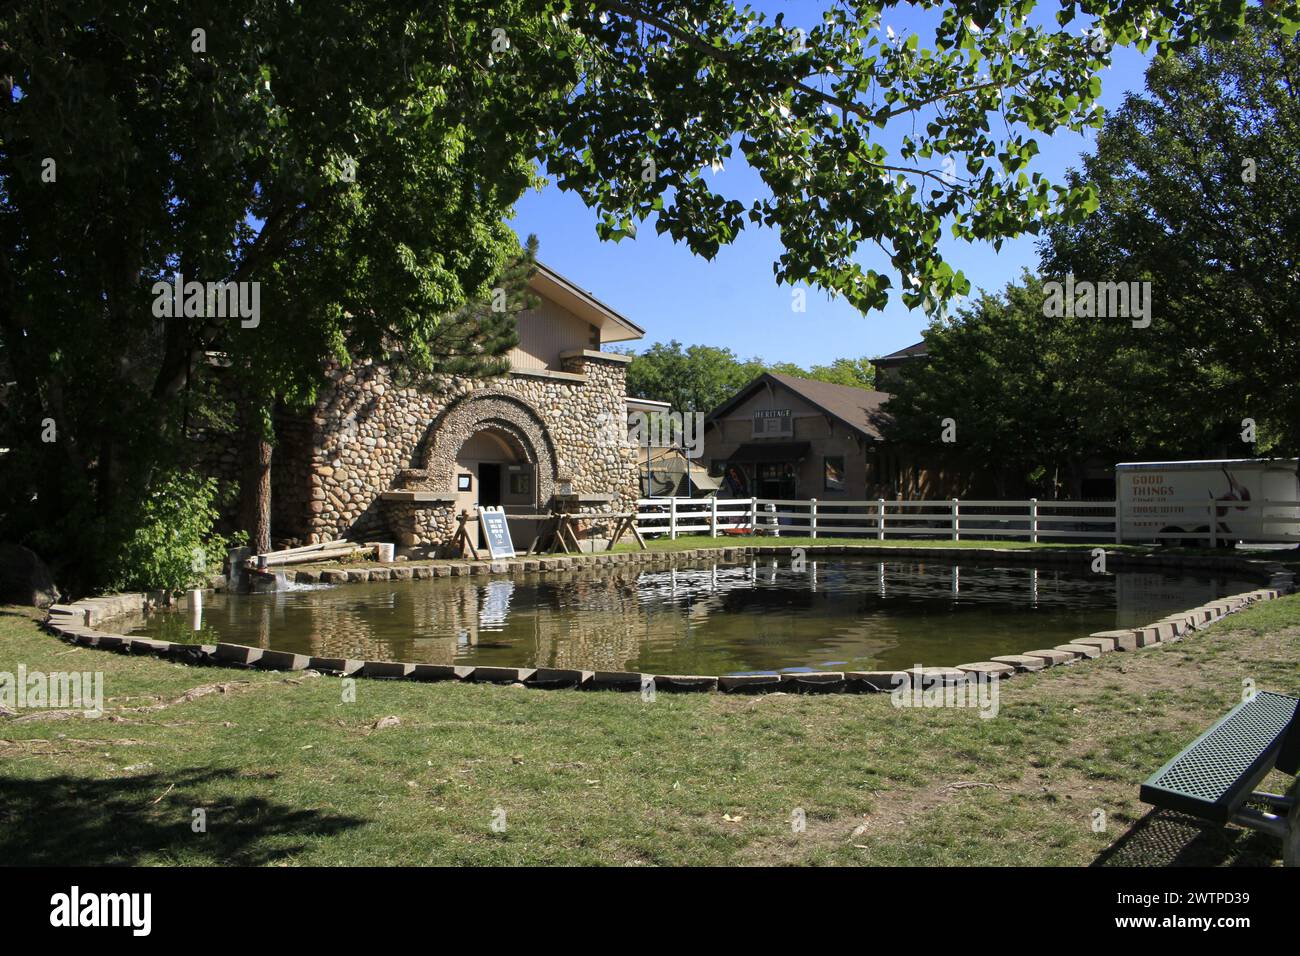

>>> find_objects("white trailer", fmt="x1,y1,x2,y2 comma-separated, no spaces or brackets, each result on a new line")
1116,458,1300,547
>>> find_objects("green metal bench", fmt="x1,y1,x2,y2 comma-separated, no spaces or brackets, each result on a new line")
1141,691,1300,865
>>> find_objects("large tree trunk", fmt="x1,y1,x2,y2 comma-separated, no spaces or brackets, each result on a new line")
239,415,273,555
1064,460,1085,501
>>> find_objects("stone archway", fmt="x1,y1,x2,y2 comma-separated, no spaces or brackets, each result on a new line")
417,391,559,506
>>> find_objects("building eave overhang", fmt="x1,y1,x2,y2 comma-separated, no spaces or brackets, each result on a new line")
529,261,645,343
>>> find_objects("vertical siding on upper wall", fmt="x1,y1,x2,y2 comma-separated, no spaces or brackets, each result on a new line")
509,296,597,371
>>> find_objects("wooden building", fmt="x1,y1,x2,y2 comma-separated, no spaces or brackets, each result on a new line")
702,372,961,501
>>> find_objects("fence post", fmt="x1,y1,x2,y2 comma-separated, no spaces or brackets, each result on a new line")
810,498,818,539
750,496,758,535
877,499,886,541
710,495,718,539
669,497,678,540
1115,499,1123,544
951,498,960,541
1029,498,1039,543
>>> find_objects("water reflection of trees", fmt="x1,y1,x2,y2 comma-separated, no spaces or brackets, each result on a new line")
130,559,1258,674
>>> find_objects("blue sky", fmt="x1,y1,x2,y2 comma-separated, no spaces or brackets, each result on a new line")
510,3,1153,367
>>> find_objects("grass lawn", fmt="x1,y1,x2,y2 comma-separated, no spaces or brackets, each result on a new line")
1,596,1297,866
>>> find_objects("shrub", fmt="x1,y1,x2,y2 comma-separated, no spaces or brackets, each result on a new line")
107,471,238,594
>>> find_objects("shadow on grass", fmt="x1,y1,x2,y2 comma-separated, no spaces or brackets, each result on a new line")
1092,808,1280,867
0,767,366,865
0,608,44,620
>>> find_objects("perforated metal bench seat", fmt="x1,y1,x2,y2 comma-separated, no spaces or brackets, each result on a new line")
1141,692,1300,824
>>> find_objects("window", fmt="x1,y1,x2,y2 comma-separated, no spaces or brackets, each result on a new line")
508,472,531,496
824,456,845,492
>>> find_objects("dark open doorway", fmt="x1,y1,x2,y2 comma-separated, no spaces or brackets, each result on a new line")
478,462,503,507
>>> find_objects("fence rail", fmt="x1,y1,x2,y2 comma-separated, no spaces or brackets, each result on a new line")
634,497,1300,546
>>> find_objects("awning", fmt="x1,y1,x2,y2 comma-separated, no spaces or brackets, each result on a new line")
687,465,720,490
725,441,811,463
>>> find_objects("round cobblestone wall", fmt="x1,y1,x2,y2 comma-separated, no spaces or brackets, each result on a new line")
289,353,639,550
420,391,559,506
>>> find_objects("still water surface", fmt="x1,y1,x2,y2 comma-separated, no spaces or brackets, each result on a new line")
126,557,1256,675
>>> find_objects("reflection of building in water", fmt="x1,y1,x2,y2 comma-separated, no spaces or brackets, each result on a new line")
193,570,666,670
479,581,515,630
524,570,659,670
160,558,1257,673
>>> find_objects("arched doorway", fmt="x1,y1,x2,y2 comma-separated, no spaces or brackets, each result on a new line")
416,391,559,552
454,427,536,514
418,391,559,504
452,426,543,552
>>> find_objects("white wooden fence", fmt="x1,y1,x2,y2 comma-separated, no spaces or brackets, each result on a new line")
635,497,1300,546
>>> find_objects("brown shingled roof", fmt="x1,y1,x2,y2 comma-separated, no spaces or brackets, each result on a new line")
874,340,928,365
707,372,892,441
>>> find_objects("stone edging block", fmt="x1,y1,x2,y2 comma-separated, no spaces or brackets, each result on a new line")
779,671,846,693
1055,643,1101,660
1024,649,1076,667
1073,636,1117,653
471,666,537,685
846,671,907,692
215,643,263,666
1088,630,1139,652
527,668,593,690
903,666,966,686
308,657,364,677
718,674,783,693
956,662,1017,679
588,671,644,692
988,655,1048,672
256,649,311,671
653,674,719,693
362,661,415,679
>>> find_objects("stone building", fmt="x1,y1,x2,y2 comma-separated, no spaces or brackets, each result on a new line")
257,263,645,555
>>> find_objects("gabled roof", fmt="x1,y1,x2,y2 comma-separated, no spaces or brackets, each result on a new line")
706,372,892,442
874,340,928,367
530,261,645,343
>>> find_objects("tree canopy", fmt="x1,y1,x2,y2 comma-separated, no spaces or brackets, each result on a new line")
1041,11,1300,453
622,340,877,412
2,0,1294,586
881,13,1300,496
883,272,1241,496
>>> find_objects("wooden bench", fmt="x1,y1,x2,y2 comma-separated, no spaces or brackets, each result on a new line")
1140,691,1300,865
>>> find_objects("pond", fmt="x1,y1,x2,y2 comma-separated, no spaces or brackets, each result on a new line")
125,556,1257,676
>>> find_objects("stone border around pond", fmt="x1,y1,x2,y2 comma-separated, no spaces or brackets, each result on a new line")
40,545,1297,696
